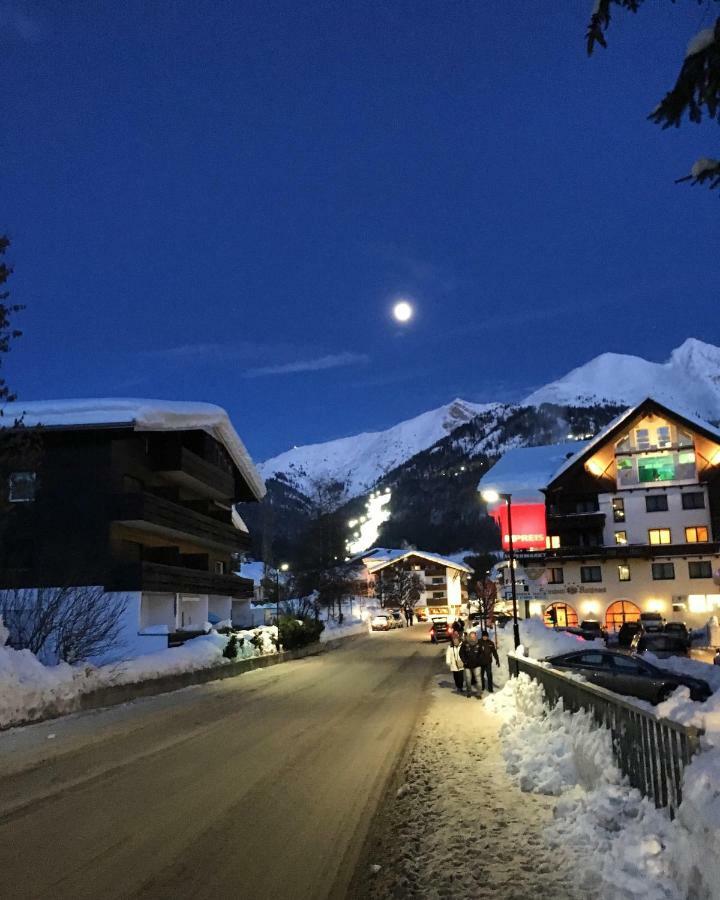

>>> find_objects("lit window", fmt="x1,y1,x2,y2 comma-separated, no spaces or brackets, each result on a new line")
638,455,675,484
8,472,36,503
652,562,675,580
689,561,712,579
612,498,625,522
648,528,671,545
678,450,696,466
617,565,631,582
547,567,564,585
614,531,628,546
685,526,709,544
546,535,560,549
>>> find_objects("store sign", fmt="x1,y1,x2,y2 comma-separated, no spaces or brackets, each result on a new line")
491,502,547,551
548,584,607,596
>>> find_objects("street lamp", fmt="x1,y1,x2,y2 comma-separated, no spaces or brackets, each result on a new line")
482,489,521,650
276,562,289,626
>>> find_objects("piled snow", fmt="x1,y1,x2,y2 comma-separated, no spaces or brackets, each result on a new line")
506,614,601,660
260,398,496,500
478,442,587,502
691,157,720,178
2,397,266,500
687,27,716,57
488,674,701,899
0,620,278,729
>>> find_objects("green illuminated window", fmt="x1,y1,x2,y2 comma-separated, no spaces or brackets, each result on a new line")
638,455,675,483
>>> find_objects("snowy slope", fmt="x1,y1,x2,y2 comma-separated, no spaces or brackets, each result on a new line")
524,338,720,420
259,399,496,499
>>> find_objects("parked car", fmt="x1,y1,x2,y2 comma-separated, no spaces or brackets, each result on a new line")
632,632,690,658
664,621,691,649
617,620,643,649
545,649,711,704
639,611,665,633
389,609,405,628
415,608,428,622
429,617,452,643
578,619,606,641
370,613,399,632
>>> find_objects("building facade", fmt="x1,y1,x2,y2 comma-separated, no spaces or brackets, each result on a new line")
479,398,720,632
0,399,265,658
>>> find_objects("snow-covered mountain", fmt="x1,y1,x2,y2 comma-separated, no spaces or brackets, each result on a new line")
259,399,496,499
260,338,720,508
524,338,720,419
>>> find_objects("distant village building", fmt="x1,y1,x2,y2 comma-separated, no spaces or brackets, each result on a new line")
478,397,720,632
361,548,471,617
0,399,265,658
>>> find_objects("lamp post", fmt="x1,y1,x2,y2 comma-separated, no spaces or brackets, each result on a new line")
275,562,289,626
482,489,521,650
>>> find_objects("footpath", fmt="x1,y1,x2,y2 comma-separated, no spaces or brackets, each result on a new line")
353,669,585,900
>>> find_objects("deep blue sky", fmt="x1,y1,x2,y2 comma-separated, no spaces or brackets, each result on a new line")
1,1,719,460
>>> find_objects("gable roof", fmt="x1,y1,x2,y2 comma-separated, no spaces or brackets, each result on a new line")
362,548,473,574
477,442,587,502
546,396,720,489
2,398,266,500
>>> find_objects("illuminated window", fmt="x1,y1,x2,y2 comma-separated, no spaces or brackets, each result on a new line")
685,526,709,543
689,561,712,579
546,535,560,549
638,456,675,483
547,567,564,585
580,565,602,583
648,528,671,545
617,564,631,582
687,594,720,612
612,498,625,522
652,562,675,581
682,492,705,510
645,494,668,513
614,531,628,545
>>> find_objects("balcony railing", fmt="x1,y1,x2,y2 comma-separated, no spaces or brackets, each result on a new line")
150,444,235,499
113,492,249,553
108,561,254,598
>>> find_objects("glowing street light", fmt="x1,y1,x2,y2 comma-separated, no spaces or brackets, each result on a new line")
276,563,290,626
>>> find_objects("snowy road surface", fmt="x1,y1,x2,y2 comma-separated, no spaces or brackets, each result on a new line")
0,627,439,899
353,673,584,900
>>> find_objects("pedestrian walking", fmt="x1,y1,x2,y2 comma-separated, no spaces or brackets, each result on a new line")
459,630,483,698
445,633,465,692
404,605,414,626
477,629,500,693
451,618,464,638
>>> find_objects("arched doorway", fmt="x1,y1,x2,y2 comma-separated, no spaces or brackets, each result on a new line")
605,600,641,633
544,602,578,628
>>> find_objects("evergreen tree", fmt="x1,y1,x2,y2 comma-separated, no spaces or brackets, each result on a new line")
587,1,720,189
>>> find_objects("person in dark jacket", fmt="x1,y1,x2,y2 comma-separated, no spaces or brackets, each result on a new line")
477,630,500,693
459,630,483,697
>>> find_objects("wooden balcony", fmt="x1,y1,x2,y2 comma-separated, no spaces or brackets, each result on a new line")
150,443,235,500
113,492,250,553
108,561,254,598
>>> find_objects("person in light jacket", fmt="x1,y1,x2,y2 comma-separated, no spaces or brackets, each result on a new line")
445,633,465,692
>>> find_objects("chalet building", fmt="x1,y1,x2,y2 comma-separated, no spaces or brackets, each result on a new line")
478,398,720,632
361,548,471,617
0,399,265,658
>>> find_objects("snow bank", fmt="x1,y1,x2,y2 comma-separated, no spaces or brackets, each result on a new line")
488,615,600,662
488,674,703,899
0,620,278,729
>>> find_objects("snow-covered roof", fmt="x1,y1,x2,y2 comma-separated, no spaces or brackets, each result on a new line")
362,548,473,574
548,397,720,487
2,398,266,501
477,442,587,502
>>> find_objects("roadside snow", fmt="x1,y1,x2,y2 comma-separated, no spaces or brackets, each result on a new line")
0,620,278,730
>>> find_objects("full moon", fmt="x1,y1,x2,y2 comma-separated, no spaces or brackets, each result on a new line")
392,300,414,323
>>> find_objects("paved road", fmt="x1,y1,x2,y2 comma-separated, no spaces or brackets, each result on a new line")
0,627,439,900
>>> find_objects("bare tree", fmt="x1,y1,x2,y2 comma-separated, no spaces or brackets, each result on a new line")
0,585,127,664
378,567,423,609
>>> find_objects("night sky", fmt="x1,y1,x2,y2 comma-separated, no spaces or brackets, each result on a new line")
2,1,719,460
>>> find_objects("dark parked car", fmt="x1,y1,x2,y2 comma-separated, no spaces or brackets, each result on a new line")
429,618,452,643
664,621,691,649
639,612,665,633
576,620,605,641
632,632,690,658
545,649,711,704
617,620,643,648
494,611,513,629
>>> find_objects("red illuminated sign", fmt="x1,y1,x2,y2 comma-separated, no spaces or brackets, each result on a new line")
490,502,547,551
